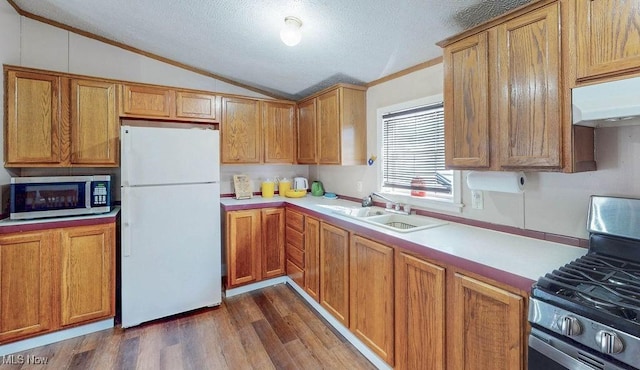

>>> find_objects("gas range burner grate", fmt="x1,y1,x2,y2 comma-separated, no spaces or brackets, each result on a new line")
538,253,640,320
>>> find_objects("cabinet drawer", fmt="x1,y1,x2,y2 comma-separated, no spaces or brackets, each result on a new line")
286,226,304,250
287,259,304,288
286,243,304,268
286,210,305,232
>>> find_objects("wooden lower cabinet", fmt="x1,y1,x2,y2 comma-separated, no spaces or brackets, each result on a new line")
226,208,285,288
304,217,320,301
319,222,349,326
60,223,115,326
0,221,115,344
449,272,524,370
350,236,394,365
0,231,55,342
395,252,446,370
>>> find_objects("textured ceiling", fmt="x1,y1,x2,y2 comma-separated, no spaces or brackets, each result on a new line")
11,0,533,100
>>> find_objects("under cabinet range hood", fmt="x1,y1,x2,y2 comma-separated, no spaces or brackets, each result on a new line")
572,76,640,127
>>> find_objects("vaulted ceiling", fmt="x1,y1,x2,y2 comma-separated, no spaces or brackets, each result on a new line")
9,0,533,100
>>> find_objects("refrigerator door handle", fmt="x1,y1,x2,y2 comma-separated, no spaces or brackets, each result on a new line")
122,127,132,186
122,187,132,257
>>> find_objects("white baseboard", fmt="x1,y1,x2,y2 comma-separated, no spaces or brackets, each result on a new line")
0,319,114,357
224,276,391,369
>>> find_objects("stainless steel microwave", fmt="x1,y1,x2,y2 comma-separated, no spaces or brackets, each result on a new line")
10,175,111,220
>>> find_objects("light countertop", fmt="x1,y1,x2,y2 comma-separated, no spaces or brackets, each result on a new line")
222,196,587,291
0,207,120,233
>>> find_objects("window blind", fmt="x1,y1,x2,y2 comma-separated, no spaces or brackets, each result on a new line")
382,102,451,194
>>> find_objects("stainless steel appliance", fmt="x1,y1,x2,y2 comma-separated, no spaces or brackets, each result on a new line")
529,196,640,370
10,175,111,220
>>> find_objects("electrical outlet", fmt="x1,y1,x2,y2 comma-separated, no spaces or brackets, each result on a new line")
356,181,363,192
471,190,484,210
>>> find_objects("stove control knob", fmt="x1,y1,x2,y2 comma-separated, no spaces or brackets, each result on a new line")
596,331,624,354
558,315,582,336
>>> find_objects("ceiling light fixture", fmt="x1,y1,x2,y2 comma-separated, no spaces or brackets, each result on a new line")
280,16,302,46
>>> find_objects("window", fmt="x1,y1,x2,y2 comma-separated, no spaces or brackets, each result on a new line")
380,99,458,207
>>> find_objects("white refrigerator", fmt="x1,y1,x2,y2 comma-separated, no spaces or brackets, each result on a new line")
120,124,221,328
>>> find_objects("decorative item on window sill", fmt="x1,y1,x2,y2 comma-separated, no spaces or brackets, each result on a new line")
368,155,377,166
280,16,302,46
410,177,427,197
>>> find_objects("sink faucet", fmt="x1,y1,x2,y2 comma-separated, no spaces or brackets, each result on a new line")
362,192,412,215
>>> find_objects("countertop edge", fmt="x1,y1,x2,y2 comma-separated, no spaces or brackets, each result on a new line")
0,207,120,234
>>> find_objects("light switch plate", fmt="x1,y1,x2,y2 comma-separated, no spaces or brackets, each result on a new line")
471,190,484,210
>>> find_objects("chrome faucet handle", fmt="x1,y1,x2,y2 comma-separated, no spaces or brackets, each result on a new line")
362,195,373,207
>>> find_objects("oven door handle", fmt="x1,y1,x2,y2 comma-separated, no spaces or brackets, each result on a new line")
529,334,600,370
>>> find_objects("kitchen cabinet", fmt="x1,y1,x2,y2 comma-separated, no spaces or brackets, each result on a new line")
448,273,524,370
121,84,172,118
304,216,321,301
220,97,262,164
175,91,217,121
319,222,349,326
60,223,115,327
395,252,445,370
574,0,640,81
350,236,394,365
225,208,285,288
297,84,367,165
261,208,286,279
71,79,119,166
285,209,305,287
262,101,295,164
0,220,116,344
0,231,54,342
4,67,119,168
296,98,317,164
440,1,595,172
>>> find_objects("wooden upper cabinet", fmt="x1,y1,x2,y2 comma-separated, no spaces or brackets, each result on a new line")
261,208,285,279
175,91,217,120
350,236,394,365
443,32,490,169
70,79,119,166
317,89,341,164
60,223,115,326
221,97,261,164
297,98,317,164
0,231,54,343
395,253,445,370
319,222,350,326
262,101,295,164
5,70,62,166
226,209,262,288
121,84,172,117
497,3,562,169
449,273,524,370
575,0,640,80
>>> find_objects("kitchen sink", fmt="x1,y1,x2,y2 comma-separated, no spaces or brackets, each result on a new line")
363,213,447,233
330,206,386,218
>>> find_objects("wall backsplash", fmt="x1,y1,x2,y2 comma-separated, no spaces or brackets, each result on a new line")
220,165,310,195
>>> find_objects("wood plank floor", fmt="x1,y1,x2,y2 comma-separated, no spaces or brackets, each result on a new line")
3,283,376,370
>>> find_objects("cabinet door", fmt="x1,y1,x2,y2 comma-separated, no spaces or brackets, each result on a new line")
70,79,119,166
5,70,62,166
304,217,321,301
297,98,317,164
317,89,341,164
443,33,490,168
576,0,640,79
60,223,115,326
497,3,561,168
449,273,523,370
226,210,261,287
221,97,261,163
122,84,173,117
0,231,54,342
319,222,349,326
350,236,394,365
261,208,285,279
175,91,217,121
395,253,445,370
263,101,295,164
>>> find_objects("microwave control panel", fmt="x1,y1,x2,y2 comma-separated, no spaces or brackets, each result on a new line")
91,181,111,207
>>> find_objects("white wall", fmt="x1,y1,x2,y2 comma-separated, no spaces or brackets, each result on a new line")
316,63,640,239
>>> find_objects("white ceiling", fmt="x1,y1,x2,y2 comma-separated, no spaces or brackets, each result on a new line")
11,0,532,100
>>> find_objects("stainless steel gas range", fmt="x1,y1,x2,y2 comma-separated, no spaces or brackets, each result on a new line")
529,196,640,370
